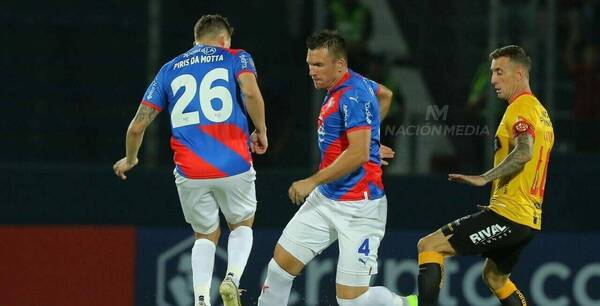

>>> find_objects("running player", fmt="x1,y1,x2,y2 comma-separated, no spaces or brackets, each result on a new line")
257,30,416,306
112,15,267,306
416,45,554,306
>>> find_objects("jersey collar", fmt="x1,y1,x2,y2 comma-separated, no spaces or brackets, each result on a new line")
327,71,351,94
509,91,533,104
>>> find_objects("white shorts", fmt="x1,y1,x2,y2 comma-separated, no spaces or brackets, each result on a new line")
278,189,387,287
174,167,257,234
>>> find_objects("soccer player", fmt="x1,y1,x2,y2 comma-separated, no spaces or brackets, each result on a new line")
112,15,267,306
416,45,554,306
257,30,417,306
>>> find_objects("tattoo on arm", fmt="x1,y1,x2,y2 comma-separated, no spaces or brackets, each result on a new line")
482,133,533,182
133,104,159,127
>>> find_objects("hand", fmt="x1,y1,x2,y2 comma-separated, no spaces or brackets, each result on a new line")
448,174,488,187
380,144,395,166
288,178,317,206
251,129,268,155
113,157,139,180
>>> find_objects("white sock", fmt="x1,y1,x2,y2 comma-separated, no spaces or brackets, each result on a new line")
192,239,216,306
226,226,253,286
257,259,296,306
336,286,406,306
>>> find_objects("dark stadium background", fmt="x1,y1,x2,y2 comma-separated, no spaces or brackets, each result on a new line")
1,1,598,306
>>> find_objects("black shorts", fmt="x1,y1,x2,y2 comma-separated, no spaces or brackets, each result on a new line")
441,209,536,274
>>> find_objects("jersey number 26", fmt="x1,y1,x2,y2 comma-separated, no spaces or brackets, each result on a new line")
170,68,233,128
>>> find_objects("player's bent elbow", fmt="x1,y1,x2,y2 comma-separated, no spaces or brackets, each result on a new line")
242,90,258,101
243,94,262,107
384,89,393,100
525,151,533,162
518,152,533,164
379,88,393,102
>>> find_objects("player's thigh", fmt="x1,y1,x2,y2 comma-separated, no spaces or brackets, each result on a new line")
175,174,220,234
484,222,535,275
213,167,257,226
335,196,387,287
417,229,456,256
277,191,337,265
439,210,506,256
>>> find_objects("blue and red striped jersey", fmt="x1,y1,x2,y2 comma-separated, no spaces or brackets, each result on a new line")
317,70,384,201
140,44,257,179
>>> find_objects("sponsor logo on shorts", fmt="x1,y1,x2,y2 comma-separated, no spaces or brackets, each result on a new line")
469,224,511,245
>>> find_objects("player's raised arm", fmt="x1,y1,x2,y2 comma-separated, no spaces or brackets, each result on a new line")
238,72,268,154
113,103,160,179
376,83,393,120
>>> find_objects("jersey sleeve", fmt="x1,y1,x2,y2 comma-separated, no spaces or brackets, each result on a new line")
366,78,380,96
339,90,374,133
140,66,167,112
234,50,257,79
503,99,536,139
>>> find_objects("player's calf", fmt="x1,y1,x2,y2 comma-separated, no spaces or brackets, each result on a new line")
417,251,443,306
416,230,455,306
257,258,297,306
496,282,528,306
492,279,528,306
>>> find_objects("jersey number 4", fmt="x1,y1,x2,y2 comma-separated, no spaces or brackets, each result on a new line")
170,68,233,128
358,238,370,256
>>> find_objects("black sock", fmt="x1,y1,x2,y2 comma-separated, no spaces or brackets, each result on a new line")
418,263,442,306
501,290,527,306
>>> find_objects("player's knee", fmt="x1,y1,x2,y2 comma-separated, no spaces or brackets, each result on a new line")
194,226,221,244
273,244,304,276
417,236,433,253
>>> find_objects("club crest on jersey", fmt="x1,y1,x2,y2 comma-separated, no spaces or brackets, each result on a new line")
324,97,335,110
317,124,325,145
515,121,530,133
200,47,217,55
